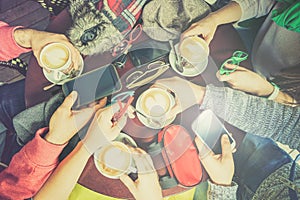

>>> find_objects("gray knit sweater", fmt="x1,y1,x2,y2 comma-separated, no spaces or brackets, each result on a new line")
201,85,300,199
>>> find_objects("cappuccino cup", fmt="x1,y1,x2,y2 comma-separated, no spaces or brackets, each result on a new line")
94,141,136,179
179,36,209,74
40,43,72,80
136,88,176,129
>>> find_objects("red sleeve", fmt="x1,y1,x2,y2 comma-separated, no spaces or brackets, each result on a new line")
0,128,67,200
0,21,31,61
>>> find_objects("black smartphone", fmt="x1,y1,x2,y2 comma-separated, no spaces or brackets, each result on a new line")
128,41,169,67
191,109,236,154
62,65,122,109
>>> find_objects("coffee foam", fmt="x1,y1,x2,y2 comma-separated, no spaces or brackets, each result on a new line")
99,145,130,176
142,91,170,117
42,45,69,69
180,37,208,63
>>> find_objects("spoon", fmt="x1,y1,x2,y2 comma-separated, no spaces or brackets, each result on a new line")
132,107,162,128
169,40,184,73
43,70,80,91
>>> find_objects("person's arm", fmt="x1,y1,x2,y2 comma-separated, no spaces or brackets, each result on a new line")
194,134,237,200
200,84,300,151
181,1,242,43
0,21,82,70
152,77,300,151
216,64,295,105
0,128,66,200
34,103,127,200
0,21,31,61
0,91,97,200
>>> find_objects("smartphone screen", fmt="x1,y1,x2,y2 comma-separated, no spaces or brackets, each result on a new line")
191,109,235,154
62,65,122,109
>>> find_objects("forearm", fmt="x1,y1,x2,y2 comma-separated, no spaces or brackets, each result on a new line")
210,1,242,26
0,21,31,60
34,141,91,200
199,85,300,151
0,129,66,200
13,28,34,49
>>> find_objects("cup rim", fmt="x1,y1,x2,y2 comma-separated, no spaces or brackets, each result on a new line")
94,141,132,179
40,42,71,71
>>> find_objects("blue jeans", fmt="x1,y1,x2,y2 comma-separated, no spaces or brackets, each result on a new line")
0,79,26,133
0,80,25,163
233,133,293,200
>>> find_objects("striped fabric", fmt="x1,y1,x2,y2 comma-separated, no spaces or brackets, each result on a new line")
102,0,148,33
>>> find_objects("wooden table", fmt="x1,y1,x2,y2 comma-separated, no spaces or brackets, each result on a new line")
24,8,249,199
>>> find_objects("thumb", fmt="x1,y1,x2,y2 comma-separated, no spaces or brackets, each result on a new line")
62,91,78,110
120,174,137,194
221,134,233,160
72,107,95,131
216,71,233,82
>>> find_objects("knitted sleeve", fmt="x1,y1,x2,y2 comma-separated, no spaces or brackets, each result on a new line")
232,0,274,22
200,85,300,151
207,180,238,200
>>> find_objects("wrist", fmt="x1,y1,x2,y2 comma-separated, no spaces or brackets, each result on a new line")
267,82,280,100
192,84,206,105
256,81,274,96
13,28,33,48
44,131,68,145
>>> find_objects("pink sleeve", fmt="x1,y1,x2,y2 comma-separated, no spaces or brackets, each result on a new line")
0,21,31,61
0,127,67,200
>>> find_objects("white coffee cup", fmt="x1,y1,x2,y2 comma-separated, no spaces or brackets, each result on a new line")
94,141,136,179
40,42,72,80
136,88,176,129
179,36,209,74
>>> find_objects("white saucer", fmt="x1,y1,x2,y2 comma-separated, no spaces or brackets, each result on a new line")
43,56,84,85
169,43,208,77
136,91,176,129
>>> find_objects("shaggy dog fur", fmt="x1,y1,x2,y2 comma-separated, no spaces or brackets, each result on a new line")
67,0,123,55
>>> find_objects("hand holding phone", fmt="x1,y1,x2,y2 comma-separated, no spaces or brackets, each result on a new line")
191,109,236,155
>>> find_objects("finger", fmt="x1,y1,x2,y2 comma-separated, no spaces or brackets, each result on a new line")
194,137,214,159
220,134,234,160
224,63,246,71
112,113,128,132
217,72,234,82
62,91,78,110
120,174,137,193
71,107,95,130
127,105,136,119
92,97,108,111
133,153,155,173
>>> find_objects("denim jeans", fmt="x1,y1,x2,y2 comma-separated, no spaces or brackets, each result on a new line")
0,79,26,133
0,80,25,163
233,133,293,200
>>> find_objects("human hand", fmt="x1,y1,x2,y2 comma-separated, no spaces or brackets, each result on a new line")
120,148,163,200
216,64,274,96
45,92,106,145
181,13,218,44
195,134,234,186
14,28,82,72
152,77,205,116
82,103,133,154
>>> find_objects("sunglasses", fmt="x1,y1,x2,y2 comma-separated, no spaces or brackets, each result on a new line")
112,24,143,57
219,51,248,75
